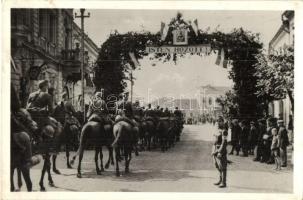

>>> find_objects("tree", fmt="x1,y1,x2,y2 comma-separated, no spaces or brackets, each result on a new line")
216,90,239,119
254,46,294,113
94,13,264,120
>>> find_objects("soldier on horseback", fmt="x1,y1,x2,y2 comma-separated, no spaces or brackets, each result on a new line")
26,80,56,142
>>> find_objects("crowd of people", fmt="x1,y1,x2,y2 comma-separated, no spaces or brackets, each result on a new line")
227,116,293,170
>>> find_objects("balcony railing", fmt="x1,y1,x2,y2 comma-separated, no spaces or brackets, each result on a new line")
61,49,81,62
38,37,57,57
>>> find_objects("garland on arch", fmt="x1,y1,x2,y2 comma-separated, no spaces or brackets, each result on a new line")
94,13,264,119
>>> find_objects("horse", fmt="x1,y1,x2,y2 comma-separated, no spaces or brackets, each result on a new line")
33,116,63,191
141,118,157,150
52,104,81,171
112,118,138,176
70,114,114,178
11,108,39,192
156,118,173,152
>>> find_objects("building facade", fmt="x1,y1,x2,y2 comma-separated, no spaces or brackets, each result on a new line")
62,21,99,111
198,85,231,117
11,9,74,106
11,9,99,111
268,10,294,125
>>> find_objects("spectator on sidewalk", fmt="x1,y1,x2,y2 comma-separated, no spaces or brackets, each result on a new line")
288,115,294,145
229,119,240,155
248,121,258,155
254,119,266,162
277,120,289,167
266,117,277,164
271,128,281,170
239,120,249,157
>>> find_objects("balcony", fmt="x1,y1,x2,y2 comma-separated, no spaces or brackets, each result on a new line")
37,37,57,57
61,49,81,63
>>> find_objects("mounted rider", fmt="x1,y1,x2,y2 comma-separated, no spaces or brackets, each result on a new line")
144,103,157,125
133,100,144,123
86,91,110,125
26,80,57,140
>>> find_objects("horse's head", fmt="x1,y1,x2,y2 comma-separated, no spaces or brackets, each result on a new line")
16,108,38,133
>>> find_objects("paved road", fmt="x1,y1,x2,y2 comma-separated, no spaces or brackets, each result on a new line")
14,124,293,192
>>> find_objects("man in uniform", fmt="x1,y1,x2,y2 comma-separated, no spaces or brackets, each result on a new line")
229,119,240,155
87,91,110,124
212,116,228,188
26,80,54,136
277,120,289,167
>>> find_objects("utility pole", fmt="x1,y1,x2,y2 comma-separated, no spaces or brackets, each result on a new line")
130,69,133,103
75,9,90,123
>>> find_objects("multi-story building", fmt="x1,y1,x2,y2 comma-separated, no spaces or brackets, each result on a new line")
11,9,99,111
268,10,294,125
11,9,74,106
62,21,99,111
198,85,231,117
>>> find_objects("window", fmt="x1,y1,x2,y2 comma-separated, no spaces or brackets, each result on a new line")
39,9,57,43
49,13,57,43
11,9,30,27
39,10,47,37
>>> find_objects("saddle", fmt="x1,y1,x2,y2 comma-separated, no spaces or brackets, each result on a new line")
114,116,136,127
144,116,157,125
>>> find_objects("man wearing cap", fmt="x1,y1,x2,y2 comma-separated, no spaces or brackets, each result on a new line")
229,119,240,155
239,120,249,157
254,119,266,162
212,116,228,188
27,80,53,128
248,121,258,155
278,120,289,167
87,91,109,123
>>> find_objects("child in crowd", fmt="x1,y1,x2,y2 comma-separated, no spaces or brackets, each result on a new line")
271,128,281,170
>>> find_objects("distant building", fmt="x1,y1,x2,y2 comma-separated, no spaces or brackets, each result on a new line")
149,84,230,120
198,85,231,117
268,10,294,124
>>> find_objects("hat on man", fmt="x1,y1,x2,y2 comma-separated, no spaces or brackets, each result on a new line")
38,80,48,89
250,121,255,125
277,119,284,124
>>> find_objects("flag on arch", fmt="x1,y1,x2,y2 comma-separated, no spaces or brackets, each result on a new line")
193,19,199,36
129,52,140,67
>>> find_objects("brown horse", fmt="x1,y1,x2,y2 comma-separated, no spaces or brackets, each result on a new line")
141,118,157,150
36,117,63,191
112,119,138,176
52,104,81,171
157,118,174,152
11,108,39,192
71,118,114,178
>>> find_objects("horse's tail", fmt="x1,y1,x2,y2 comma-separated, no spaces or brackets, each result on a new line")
70,123,91,165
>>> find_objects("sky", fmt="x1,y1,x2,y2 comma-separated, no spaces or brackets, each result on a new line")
74,10,283,100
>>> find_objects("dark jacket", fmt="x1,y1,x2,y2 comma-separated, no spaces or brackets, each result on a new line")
278,126,289,148
240,126,249,143
231,124,241,142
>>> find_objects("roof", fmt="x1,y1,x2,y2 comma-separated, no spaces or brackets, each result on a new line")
151,97,200,110
199,85,231,95
72,22,99,53
268,10,294,52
